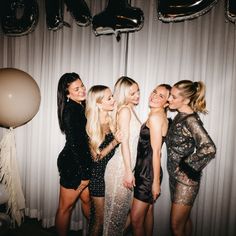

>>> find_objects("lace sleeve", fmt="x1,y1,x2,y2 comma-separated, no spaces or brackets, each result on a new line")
182,115,216,173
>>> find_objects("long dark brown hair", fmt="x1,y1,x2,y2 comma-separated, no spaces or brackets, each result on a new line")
57,72,82,133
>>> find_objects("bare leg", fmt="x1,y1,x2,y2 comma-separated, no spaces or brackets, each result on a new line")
184,218,192,236
79,184,90,220
123,212,131,236
144,204,154,236
89,196,105,236
170,203,192,236
55,186,82,236
131,198,150,236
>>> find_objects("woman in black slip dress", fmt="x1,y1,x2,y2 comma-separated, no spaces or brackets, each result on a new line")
85,85,121,236
55,73,91,236
131,84,171,236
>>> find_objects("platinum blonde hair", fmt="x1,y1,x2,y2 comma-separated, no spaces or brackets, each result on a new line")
112,76,138,131
86,85,114,157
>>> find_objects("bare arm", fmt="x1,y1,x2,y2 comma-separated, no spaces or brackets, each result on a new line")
90,138,120,160
149,113,164,201
118,107,135,189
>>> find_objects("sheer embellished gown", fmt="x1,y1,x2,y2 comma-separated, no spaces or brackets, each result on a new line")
103,107,141,236
165,112,216,206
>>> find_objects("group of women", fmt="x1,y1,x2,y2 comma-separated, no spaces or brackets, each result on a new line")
55,73,216,236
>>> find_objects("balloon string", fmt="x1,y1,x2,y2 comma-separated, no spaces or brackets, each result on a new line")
0,129,25,227
124,32,129,75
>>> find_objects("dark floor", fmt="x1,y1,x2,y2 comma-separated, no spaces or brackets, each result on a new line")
0,216,83,236
0,203,83,236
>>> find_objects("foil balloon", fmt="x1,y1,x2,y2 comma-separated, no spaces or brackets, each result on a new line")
226,0,236,23
45,0,64,30
0,68,41,129
1,0,39,36
92,0,144,39
157,0,218,23
65,0,92,26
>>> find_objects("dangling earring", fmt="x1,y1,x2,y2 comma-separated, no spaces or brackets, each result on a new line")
67,97,69,102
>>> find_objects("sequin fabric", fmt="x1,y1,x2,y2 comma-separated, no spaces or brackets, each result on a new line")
88,132,118,236
165,112,216,205
57,100,91,189
103,107,141,236
89,132,116,197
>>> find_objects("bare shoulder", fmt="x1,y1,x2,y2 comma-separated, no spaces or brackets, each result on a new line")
149,111,165,124
118,106,131,119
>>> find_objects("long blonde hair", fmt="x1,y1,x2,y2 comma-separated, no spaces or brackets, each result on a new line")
112,76,138,130
113,76,137,109
174,80,207,114
86,85,114,156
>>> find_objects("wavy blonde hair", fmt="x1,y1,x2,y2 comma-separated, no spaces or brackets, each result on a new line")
112,76,138,131
86,85,114,156
174,80,207,114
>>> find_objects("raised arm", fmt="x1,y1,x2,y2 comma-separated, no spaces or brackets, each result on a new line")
118,107,135,189
149,113,163,201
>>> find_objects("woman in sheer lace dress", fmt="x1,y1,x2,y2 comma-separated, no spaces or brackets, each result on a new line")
103,76,141,236
165,80,216,236
131,84,171,236
86,85,121,236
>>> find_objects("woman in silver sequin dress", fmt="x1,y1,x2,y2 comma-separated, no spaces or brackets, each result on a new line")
86,85,121,236
165,80,216,236
103,76,141,236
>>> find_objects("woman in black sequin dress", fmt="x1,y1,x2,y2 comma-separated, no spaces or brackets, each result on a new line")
55,73,91,236
85,85,121,236
165,80,216,236
131,84,171,236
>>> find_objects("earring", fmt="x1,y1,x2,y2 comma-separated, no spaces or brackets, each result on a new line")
67,97,69,102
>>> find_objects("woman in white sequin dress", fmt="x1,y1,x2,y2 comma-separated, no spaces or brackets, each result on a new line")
103,76,141,236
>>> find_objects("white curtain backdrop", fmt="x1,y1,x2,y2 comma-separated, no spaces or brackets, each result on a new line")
0,0,235,235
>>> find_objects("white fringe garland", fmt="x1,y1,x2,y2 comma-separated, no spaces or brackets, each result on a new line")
0,128,25,226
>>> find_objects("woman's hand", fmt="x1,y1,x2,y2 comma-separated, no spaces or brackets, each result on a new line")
123,170,135,190
152,181,161,202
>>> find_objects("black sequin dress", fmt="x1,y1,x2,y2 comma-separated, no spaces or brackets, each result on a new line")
89,132,117,197
57,100,91,189
165,112,216,205
134,123,163,204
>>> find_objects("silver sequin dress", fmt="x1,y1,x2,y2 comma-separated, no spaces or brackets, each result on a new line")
103,107,141,236
165,112,216,206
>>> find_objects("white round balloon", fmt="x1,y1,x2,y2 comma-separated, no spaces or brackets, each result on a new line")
0,68,41,128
